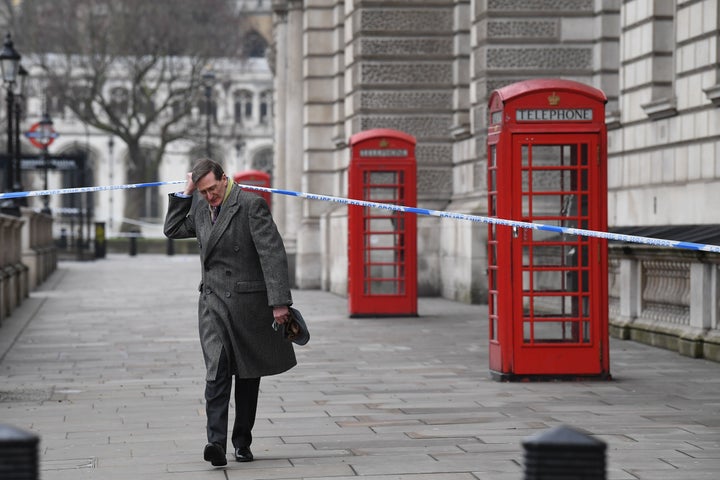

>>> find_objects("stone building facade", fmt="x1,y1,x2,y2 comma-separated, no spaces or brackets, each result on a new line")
271,0,620,296
271,0,720,358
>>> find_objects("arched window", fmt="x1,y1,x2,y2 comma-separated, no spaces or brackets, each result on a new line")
259,90,271,124
244,31,268,58
234,90,253,124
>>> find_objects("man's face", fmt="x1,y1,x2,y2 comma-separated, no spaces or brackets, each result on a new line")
196,172,227,207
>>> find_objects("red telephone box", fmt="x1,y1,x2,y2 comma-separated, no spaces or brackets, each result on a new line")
487,79,610,380
348,129,417,317
233,170,272,209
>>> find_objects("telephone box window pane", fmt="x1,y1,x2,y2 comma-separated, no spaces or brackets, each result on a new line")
491,317,498,340
523,217,587,238
366,187,399,202
367,279,402,295
365,246,398,263
527,245,572,267
524,295,580,317
365,263,401,279
527,228,580,243
535,144,565,166
522,145,529,166
582,321,591,343
367,171,401,185
524,321,583,343
365,232,403,246
490,169,496,191
490,145,497,167
580,144,589,166
525,169,574,193
365,217,404,232
524,270,566,292
524,194,578,217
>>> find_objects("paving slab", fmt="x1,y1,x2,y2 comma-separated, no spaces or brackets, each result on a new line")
0,254,719,480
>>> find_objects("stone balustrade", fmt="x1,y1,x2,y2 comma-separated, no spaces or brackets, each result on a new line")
21,209,57,290
0,209,57,326
609,244,720,361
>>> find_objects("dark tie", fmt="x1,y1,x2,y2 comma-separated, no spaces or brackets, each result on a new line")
211,205,220,224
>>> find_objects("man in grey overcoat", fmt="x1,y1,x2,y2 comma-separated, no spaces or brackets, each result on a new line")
164,158,296,467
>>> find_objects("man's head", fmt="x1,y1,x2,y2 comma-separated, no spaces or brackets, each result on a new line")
192,158,228,207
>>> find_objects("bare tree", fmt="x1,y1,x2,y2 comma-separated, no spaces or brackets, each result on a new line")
14,0,247,230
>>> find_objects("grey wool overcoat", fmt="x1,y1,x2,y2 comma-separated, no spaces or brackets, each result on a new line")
164,184,297,380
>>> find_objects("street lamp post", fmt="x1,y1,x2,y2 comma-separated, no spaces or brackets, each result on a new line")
13,64,27,204
0,33,20,214
107,136,114,233
37,111,55,214
202,70,215,158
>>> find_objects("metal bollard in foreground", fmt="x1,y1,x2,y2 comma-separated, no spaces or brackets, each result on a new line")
0,424,39,480
522,425,606,480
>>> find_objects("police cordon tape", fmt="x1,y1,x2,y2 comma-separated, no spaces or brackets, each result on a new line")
2,180,720,254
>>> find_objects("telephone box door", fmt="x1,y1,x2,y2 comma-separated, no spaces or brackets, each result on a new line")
348,129,417,317
510,133,607,375
487,78,609,380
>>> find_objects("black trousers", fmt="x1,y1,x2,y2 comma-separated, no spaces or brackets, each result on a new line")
205,350,260,452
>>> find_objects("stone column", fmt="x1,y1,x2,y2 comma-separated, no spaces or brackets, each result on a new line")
295,0,343,289
616,257,642,338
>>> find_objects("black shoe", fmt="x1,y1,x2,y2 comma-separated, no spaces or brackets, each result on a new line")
234,446,254,462
203,443,227,467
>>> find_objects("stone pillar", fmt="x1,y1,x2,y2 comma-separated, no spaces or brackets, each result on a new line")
21,208,39,290
690,263,714,330
295,0,343,289
616,257,642,338
682,262,715,357
272,0,289,236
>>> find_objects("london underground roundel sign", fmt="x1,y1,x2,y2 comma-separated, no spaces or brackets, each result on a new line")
24,122,59,149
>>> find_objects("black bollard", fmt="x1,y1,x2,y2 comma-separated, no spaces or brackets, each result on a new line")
0,424,39,479
166,237,175,256
522,425,606,480
129,235,138,256
94,222,106,259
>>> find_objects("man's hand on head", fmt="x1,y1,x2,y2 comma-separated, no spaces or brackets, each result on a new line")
183,172,196,196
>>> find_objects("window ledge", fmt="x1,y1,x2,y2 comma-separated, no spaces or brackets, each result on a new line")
450,124,472,140
703,84,720,106
332,136,347,149
605,110,621,130
641,97,677,121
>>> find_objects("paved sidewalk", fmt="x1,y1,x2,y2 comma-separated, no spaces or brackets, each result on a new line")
1,254,719,480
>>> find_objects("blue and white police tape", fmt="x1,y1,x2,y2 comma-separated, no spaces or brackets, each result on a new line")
0,180,186,200
2,180,719,254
